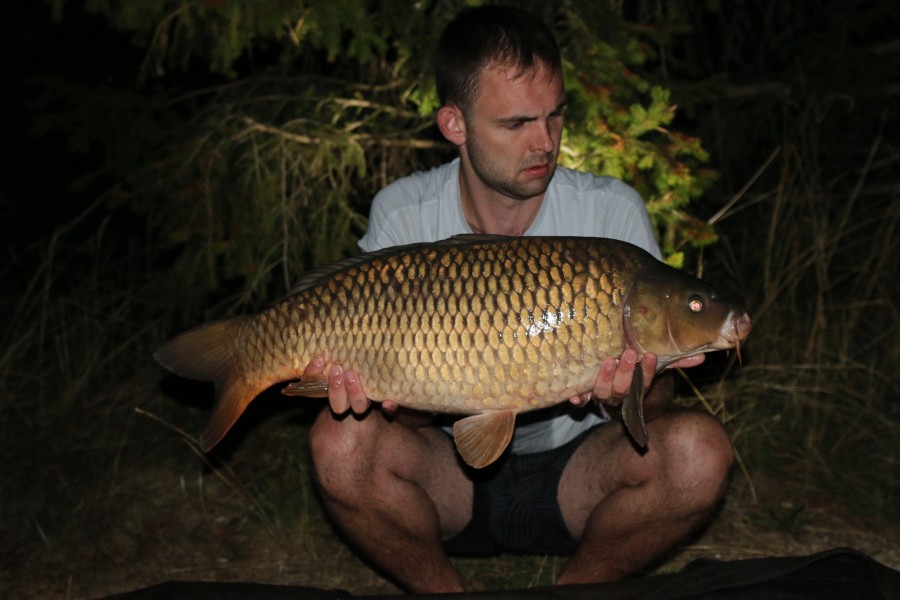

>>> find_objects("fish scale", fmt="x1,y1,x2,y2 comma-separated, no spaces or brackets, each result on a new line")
280,236,607,412
155,234,752,468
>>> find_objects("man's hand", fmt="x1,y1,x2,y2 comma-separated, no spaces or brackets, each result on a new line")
302,357,399,415
568,350,706,408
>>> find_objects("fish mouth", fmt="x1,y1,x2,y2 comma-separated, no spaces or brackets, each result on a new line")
653,310,752,370
710,311,753,350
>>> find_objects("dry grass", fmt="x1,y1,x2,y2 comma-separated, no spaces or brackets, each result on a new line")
719,125,898,521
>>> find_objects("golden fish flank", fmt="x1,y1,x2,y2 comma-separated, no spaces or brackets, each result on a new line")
154,235,752,468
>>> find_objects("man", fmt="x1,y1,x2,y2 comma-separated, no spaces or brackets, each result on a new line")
303,6,732,593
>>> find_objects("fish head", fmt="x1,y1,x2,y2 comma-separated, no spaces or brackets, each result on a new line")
622,265,752,369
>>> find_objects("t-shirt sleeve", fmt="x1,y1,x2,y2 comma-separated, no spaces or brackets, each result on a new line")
597,179,662,260
358,182,419,253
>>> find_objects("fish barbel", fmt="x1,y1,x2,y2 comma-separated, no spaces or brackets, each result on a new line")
155,235,752,468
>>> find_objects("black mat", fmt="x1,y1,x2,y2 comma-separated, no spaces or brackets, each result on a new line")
102,547,900,600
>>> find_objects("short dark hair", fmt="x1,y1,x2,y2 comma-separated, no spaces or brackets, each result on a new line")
434,5,562,112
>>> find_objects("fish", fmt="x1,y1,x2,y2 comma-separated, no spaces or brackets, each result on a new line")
154,235,752,468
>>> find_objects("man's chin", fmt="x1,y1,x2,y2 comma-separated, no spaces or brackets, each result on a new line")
510,168,555,199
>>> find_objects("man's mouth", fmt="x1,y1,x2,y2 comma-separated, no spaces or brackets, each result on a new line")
523,163,551,177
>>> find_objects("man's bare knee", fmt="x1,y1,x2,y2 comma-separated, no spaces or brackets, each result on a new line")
660,411,733,505
309,410,380,502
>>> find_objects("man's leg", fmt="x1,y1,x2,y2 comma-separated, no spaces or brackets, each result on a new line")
556,408,733,584
309,409,473,593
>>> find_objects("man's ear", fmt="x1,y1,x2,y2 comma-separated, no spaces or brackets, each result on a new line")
436,104,466,146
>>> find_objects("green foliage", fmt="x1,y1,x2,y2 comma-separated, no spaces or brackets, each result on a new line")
554,5,717,267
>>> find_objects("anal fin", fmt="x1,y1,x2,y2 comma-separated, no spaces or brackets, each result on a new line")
281,378,329,398
622,361,649,447
452,410,516,469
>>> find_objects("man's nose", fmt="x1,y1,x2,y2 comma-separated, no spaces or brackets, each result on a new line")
531,121,556,153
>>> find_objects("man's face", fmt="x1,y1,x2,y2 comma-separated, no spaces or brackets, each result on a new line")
462,62,566,201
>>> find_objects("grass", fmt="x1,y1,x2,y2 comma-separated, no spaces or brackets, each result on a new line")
714,126,900,522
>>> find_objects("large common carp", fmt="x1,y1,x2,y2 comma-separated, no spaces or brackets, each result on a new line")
155,235,751,468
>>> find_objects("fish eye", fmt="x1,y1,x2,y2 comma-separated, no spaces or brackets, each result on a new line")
688,294,704,313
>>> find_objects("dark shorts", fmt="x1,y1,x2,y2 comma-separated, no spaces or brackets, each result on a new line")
443,425,600,556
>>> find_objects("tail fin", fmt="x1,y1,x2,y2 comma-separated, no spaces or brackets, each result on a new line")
200,375,259,451
154,317,263,451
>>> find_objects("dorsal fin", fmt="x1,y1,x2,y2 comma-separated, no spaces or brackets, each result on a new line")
444,233,514,244
283,234,515,297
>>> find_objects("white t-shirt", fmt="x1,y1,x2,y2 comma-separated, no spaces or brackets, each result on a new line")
359,158,662,453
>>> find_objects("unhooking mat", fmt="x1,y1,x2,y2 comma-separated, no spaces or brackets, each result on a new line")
103,547,900,600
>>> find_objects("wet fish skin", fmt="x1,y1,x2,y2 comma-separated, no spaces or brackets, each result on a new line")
154,235,751,467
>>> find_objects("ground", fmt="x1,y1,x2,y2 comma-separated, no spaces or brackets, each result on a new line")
4,389,899,599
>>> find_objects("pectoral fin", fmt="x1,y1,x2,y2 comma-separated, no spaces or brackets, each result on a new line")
282,378,329,398
452,410,516,469
622,361,649,447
